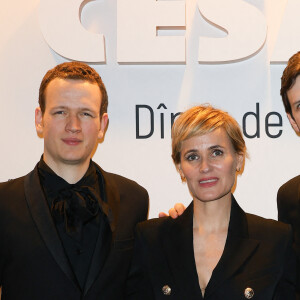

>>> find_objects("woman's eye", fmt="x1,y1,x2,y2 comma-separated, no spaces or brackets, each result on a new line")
186,154,198,161
212,149,223,157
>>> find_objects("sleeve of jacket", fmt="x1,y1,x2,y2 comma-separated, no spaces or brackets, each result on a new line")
277,184,291,224
274,224,297,300
125,222,154,300
277,180,300,298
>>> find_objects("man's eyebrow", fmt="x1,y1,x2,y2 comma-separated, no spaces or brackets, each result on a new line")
292,99,300,107
49,106,96,112
50,105,68,110
79,107,96,112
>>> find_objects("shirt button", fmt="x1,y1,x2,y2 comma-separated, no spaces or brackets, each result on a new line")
77,249,84,255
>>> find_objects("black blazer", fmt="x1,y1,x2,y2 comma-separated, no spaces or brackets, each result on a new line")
127,197,296,300
277,175,300,298
0,162,149,300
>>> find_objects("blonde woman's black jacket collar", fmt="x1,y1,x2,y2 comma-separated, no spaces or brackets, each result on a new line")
127,196,296,299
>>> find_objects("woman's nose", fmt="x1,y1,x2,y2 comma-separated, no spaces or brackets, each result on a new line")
199,158,210,173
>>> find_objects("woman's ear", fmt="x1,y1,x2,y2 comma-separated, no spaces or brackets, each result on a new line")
177,163,186,182
236,153,244,173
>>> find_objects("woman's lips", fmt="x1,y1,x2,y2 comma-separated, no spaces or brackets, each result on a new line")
199,177,218,187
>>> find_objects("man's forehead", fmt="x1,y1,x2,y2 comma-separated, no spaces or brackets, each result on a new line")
47,77,98,88
44,78,102,108
45,78,101,96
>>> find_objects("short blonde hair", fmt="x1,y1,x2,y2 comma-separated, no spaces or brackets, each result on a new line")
172,105,247,165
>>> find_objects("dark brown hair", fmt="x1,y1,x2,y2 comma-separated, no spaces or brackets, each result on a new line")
281,51,300,117
39,62,108,116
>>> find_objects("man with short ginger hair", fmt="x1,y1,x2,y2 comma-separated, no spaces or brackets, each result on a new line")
0,62,149,300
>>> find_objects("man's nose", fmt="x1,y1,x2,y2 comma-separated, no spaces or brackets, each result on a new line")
66,114,81,133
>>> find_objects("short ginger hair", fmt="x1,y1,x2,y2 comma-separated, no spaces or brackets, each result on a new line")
39,62,108,116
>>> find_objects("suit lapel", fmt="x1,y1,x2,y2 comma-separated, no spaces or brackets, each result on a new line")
162,197,259,299
84,213,112,295
24,166,79,288
204,196,259,297
99,167,119,235
83,165,119,295
162,202,202,299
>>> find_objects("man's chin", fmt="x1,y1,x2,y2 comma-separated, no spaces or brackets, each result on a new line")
60,156,90,166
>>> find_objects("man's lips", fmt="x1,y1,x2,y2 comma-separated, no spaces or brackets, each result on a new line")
199,177,218,187
62,138,82,145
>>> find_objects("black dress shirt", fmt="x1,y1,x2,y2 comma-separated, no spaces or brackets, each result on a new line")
38,158,108,290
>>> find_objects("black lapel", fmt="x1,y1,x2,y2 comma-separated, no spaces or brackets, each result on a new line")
204,196,259,297
24,165,79,288
162,202,202,299
94,164,119,234
83,164,119,295
84,213,111,295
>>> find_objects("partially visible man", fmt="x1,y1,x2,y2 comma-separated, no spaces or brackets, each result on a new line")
0,62,148,299
277,51,300,298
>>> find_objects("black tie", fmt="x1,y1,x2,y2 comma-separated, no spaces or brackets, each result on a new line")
51,184,100,241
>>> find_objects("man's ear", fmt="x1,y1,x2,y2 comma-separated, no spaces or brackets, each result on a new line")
35,107,44,136
98,113,109,140
287,113,300,133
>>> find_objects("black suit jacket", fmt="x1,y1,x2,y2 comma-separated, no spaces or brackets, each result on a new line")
127,197,296,299
277,175,300,298
0,162,149,300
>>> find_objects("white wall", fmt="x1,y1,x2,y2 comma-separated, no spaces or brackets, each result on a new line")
0,0,299,219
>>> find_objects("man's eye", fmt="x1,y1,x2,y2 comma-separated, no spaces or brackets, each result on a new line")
54,111,65,115
82,112,93,117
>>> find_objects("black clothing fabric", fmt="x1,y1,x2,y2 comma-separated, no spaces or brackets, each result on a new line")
38,159,107,290
0,162,149,300
38,159,102,240
277,175,300,299
127,196,296,300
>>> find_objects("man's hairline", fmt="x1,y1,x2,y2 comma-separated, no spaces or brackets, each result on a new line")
41,77,104,118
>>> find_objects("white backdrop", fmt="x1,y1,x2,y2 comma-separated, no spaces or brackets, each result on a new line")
0,0,299,219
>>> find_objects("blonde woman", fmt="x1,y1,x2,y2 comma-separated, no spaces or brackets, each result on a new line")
126,105,296,300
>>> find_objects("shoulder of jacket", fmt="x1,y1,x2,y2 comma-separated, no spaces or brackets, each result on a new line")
246,213,291,238
278,174,300,193
0,176,26,208
137,217,172,238
0,175,25,190
98,166,148,194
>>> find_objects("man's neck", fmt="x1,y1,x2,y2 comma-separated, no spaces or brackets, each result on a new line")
42,156,91,184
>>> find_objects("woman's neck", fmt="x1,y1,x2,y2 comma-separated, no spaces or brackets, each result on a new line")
193,195,232,234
